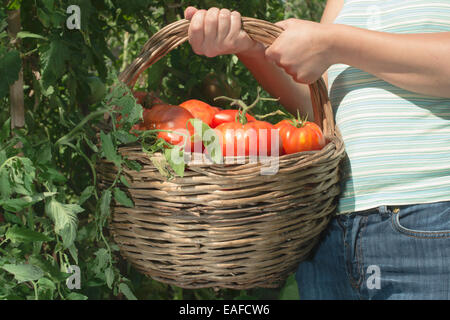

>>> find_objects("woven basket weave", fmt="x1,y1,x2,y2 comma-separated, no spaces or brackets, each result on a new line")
97,18,345,289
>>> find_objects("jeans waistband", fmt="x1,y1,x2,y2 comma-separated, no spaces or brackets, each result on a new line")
337,205,397,218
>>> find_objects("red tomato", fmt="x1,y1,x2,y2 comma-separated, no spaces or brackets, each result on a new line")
211,110,256,128
275,119,326,154
214,120,282,157
142,108,151,123
211,106,222,114
143,104,199,151
179,99,217,127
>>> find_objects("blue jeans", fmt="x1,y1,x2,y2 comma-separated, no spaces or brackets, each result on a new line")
296,201,450,300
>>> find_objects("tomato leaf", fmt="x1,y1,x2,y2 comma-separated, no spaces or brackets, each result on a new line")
115,93,143,129
119,175,131,188
188,119,222,164
2,264,44,283
279,274,300,300
6,225,53,243
68,244,79,265
93,248,110,275
164,146,185,178
105,267,114,289
16,31,48,40
28,255,69,283
0,192,55,212
113,188,134,208
66,292,88,300
3,212,22,225
79,186,95,205
0,169,12,199
0,198,29,212
149,156,172,179
124,159,142,172
36,142,52,165
119,283,137,301
100,131,122,166
113,130,139,145
99,190,112,222
0,49,21,99
84,135,99,153
37,277,57,292
42,167,67,184
41,39,70,88
0,118,11,141
45,199,83,248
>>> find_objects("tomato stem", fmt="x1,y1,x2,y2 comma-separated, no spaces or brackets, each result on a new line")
215,87,279,125
214,96,249,124
256,108,310,128
254,109,289,120
293,110,309,128
55,108,111,146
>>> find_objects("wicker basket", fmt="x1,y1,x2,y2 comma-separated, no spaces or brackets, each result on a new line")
97,18,345,290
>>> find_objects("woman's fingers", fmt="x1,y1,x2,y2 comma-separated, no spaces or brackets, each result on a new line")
265,42,280,63
188,9,207,55
186,7,254,57
274,19,293,30
217,9,232,44
184,6,198,20
266,19,329,84
228,11,242,41
203,8,220,56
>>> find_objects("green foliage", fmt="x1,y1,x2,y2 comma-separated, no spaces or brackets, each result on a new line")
0,49,21,99
285,0,327,21
0,0,326,300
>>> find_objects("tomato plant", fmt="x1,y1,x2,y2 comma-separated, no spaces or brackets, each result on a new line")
86,76,107,105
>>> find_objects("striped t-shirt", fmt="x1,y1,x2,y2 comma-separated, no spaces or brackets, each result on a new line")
327,0,450,214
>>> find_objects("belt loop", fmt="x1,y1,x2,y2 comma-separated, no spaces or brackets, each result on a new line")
377,205,390,216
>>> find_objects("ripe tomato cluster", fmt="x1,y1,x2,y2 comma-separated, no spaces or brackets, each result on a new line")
119,91,326,157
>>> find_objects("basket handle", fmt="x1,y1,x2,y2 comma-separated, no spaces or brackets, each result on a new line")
118,18,335,137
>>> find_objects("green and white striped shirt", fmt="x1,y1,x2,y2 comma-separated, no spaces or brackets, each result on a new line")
328,0,450,214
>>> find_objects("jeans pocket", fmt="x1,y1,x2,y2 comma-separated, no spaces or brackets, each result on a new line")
391,201,450,239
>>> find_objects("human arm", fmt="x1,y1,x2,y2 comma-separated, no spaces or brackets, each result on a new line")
330,26,450,98
265,6,450,99
184,1,344,118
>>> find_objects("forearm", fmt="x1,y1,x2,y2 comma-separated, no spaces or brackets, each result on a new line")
237,47,314,118
184,3,344,118
331,25,450,98
235,0,342,117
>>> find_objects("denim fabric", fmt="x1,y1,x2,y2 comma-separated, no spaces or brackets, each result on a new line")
295,201,450,300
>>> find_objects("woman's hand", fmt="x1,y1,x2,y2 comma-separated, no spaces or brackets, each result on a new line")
184,6,263,58
265,19,334,84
